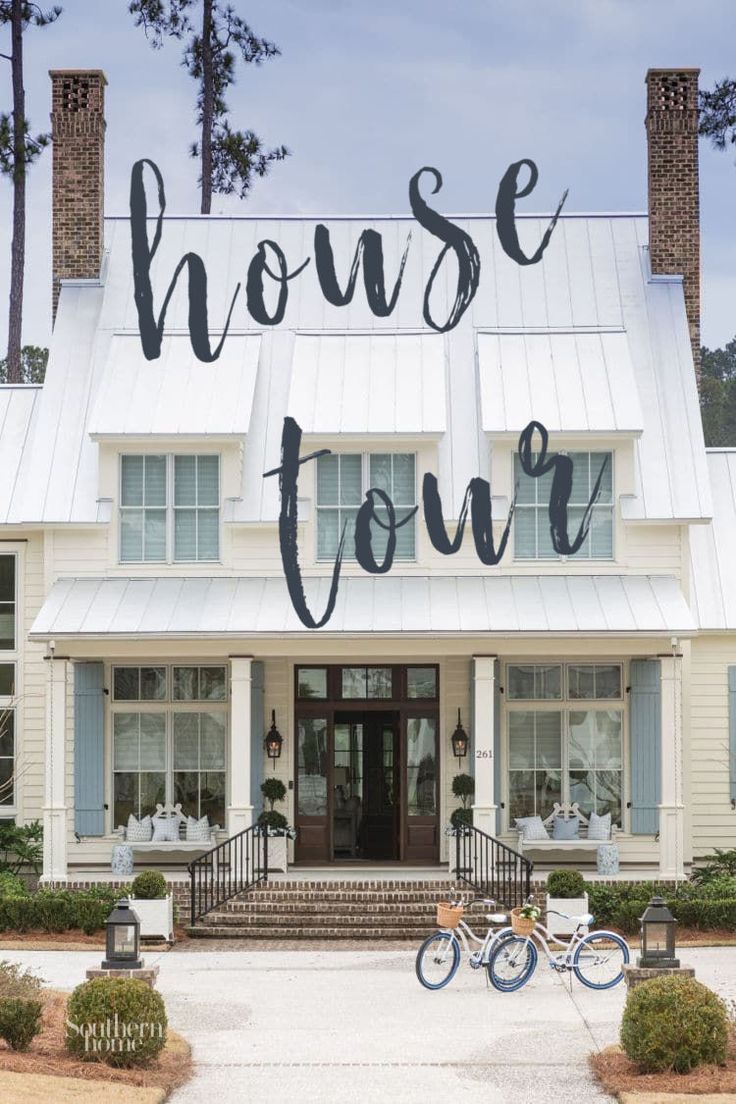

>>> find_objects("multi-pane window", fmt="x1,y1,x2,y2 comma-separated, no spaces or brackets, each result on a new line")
513,451,613,560
0,555,17,810
316,453,416,561
120,455,220,563
112,664,227,827
506,663,623,826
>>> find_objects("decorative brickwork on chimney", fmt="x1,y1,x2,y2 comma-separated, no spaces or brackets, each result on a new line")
645,68,700,376
50,70,106,323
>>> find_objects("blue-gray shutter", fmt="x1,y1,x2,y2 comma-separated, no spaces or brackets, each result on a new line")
73,662,105,836
494,658,502,836
629,659,661,834
250,661,265,814
728,667,736,803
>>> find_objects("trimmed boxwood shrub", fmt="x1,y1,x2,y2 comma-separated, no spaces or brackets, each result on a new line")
450,807,472,829
66,978,167,1068
0,960,43,1000
0,886,124,935
131,870,167,900
546,869,586,899
258,810,289,832
621,976,728,1073
0,997,42,1050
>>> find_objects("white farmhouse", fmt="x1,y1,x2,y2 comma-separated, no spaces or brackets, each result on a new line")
0,67,731,921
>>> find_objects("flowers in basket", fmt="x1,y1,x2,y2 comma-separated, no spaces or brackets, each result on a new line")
518,903,541,922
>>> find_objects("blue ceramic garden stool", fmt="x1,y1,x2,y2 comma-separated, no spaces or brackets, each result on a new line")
597,842,619,876
111,843,134,877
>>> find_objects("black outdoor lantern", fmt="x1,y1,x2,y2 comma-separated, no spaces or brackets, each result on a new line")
102,899,141,970
451,709,469,763
638,895,679,969
265,710,283,762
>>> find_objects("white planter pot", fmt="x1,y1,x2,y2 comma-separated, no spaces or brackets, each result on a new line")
265,835,288,873
545,893,589,936
129,895,174,941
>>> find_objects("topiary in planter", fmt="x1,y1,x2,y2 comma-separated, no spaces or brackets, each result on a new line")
131,870,168,900
66,978,167,1068
261,777,287,811
450,807,473,829
621,976,729,1073
258,810,289,832
546,869,586,899
0,997,42,1050
451,774,475,809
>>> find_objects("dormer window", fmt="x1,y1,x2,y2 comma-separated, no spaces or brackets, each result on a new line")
513,451,614,561
120,454,220,563
316,452,416,561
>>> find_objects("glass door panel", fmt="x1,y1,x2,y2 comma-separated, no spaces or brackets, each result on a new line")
295,716,329,860
405,716,438,861
333,722,363,858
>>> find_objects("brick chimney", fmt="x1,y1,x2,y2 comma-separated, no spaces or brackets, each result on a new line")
49,70,107,323
645,67,701,374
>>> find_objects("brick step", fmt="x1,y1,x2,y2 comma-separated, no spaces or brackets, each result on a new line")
229,891,456,906
186,924,432,940
196,910,440,929
252,880,455,892
216,900,451,917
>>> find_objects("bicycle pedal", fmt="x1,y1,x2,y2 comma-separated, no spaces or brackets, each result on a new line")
468,956,482,971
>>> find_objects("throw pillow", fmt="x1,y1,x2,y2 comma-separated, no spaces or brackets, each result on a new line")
552,815,580,840
514,815,549,841
151,815,180,843
186,815,211,842
126,814,152,842
588,811,612,841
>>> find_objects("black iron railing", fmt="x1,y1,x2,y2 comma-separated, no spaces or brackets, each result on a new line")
451,824,532,909
188,824,268,925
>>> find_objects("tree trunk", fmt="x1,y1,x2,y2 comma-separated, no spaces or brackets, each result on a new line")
6,0,25,383
200,0,214,215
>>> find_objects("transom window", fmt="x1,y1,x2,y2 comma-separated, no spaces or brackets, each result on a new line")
111,664,227,827
295,665,438,702
506,663,623,826
120,454,220,563
513,451,613,560
316,453,416,561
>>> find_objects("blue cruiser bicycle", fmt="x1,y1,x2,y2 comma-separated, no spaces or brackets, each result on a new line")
487,899,630,992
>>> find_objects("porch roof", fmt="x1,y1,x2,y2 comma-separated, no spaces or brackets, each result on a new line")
29,574,696,638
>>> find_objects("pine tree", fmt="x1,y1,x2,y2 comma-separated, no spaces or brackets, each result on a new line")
129,0,288,213
699,79,736,153
0,2,60,383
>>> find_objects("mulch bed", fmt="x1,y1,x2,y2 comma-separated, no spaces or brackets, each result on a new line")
0,989,192,1094
591,1033,736,1097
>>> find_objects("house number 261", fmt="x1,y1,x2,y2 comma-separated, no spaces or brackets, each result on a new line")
475,750,492,759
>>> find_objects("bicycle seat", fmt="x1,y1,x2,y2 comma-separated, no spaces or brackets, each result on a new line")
570,912,594,926
486,913,508,924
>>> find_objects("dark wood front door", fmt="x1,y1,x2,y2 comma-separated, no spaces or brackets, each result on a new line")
294,674,439,864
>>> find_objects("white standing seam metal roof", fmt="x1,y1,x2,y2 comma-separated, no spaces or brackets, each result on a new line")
87,333,261,437
0,386,40,523
286,332,446,435
29,574,696,637
689,451,736,629
0,212,711,531
477,331,644,436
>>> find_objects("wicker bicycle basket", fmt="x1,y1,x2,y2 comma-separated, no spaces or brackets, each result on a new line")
510,907,536,936
437,902,464,929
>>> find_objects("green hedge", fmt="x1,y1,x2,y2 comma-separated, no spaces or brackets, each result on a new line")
611,898,736,934
0,885,123,935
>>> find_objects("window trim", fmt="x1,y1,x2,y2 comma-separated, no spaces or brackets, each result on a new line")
119,453,222,565
503,660,627,833
511,450,615,563
0,548,21,818
314,451,418,563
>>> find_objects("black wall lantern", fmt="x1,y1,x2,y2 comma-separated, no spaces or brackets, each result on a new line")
638,895,679,969
451,709,469,763
265,709,283,761
102,899,141,970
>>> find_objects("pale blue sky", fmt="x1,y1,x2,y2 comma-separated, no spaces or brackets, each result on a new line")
1,0,735,350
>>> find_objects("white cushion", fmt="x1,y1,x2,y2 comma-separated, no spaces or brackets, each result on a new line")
515,815,549,841
186,815,211,842
588,811,612,841
151,815,181,843
126,814,152,842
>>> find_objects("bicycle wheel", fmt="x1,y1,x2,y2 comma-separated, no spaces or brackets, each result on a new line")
573,930,629,990
488,934,538,991
415,931,461,990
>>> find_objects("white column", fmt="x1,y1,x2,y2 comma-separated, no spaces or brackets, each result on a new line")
471,655,497,838
659,653,685,879
40,655,68,883
228,657,253,837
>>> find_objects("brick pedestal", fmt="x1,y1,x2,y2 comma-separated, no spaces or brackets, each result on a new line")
623,964,695,991
85,965,159,989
